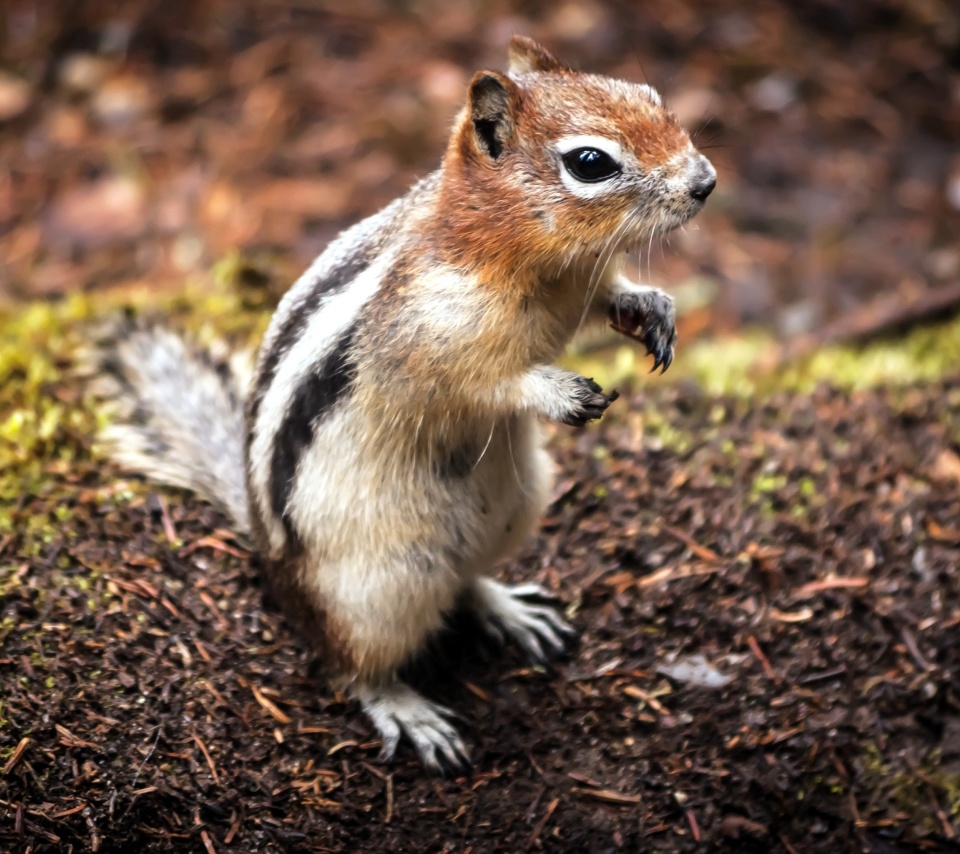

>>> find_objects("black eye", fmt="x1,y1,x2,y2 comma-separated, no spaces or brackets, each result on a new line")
562,147,622,183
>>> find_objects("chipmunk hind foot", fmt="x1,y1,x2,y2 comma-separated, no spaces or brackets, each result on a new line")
354,680,471,775
470,577,576,664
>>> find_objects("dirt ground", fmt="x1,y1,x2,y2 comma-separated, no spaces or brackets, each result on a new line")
2,378,960,852
2,1,960,853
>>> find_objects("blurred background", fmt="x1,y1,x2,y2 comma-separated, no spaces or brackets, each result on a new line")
1,0,958,345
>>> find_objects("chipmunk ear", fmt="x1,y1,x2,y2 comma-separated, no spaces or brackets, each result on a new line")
508,35,566,74
467,71,519,160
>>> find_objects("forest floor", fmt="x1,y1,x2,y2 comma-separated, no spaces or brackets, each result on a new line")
2,1,960,852
1,293,959,852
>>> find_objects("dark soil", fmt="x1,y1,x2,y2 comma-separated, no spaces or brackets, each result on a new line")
3,2,960,852
2,379,960,853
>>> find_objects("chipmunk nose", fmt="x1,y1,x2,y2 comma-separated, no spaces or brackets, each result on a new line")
689,158,717,202
691,175,716,201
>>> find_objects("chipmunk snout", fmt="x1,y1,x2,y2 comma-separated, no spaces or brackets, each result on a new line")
689,157,717,202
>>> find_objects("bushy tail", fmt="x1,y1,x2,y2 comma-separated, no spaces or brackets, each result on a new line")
80,314,253,534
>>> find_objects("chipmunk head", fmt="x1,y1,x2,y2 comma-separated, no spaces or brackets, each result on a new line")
442,36,715,272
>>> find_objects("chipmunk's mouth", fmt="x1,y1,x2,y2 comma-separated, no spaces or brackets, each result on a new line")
621,206,697,248
631,152,715,237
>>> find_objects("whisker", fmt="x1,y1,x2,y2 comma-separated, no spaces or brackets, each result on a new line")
505,419,532,498
691,95,717,142
646,224,656,287
472,418,497,471
575,211,634,337
577,229,618,333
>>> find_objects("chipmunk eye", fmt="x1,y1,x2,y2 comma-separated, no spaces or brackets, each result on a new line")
562,147,622,183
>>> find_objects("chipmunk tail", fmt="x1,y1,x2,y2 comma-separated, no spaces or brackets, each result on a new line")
78,312,253,534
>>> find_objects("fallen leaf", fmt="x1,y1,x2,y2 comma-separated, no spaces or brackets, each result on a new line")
930,449,960,484
927,520,960,543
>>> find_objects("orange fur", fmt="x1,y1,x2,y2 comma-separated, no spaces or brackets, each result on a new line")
434,50,695,288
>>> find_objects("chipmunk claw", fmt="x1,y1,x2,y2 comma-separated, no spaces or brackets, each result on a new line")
609,289,677,375
648,340,664,373
561,376,619,427
472,579,577,665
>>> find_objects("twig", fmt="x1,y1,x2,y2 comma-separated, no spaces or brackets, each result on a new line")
250,683,292,725
623,685,671,715
661,525,722,563
156,494,177,543
328,741,358,756
570,787,642,805
182,536,249,560
900,627,932,672
2,737,31,775
224,808,243,845
747,635,779,683
385,773,394,824
779,833,801,854
84,806,100,852
193,734,220,785
524,797,559,850
794,576,869,598
685,808,701,842
122,726,162,819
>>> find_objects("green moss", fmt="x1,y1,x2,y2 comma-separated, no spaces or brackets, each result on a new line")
0,273,268,556
750,472,788,497
856,741,960,835
635,406,695,454
562,312,959,414
679,314,960,397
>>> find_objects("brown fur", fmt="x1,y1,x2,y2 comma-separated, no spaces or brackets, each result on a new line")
435,56,692,285
93,37,714,770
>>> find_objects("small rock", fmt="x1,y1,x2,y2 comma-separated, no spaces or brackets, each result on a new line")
931,448,960,484
658,653,734,689
90,73,152,127
748,72,798,113
0,72,31,121
912,547,933,582
58,53,110,94
777,299,820,338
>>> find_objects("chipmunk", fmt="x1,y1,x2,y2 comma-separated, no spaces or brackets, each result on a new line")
85,36,715,773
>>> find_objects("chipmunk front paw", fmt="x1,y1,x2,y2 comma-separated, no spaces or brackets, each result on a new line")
609,289,677,373
560,375,619,427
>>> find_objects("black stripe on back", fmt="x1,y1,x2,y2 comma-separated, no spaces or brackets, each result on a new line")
269,322,360,539
249,250,371,424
